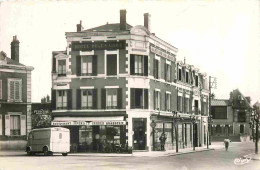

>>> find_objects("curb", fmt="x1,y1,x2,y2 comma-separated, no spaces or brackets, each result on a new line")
167,148,215,157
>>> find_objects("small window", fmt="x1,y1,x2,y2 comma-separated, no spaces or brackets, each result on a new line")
58,59,66,76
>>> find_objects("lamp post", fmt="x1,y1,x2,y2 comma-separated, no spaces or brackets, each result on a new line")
190,113,197,151
251,108,259,154
172,111,179,153
207,115,213,149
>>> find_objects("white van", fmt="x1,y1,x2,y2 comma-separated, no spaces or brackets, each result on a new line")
26,127,70,156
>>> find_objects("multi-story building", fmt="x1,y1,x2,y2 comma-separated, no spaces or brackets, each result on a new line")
0,36,34,150
210,89,252,142
51,10,210,152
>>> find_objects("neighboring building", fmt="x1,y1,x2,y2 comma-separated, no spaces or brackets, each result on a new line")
210,89,252,142
31,101,51,129
51,10,210,152
0,36,34,150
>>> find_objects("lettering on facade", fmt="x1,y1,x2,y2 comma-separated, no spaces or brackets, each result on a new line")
51,121,126,126
150,46,176,62
72,41,125,51
33,109,49,115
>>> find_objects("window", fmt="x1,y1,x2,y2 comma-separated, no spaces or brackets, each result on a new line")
177,96,182,112
240,125,244,133
0,80,2,99
82,56,92,75
238,111,246,122
135,55,143,74
154,59,160,79
82,90,93,109
195,75,199,87
8,79,22,102
211,106,227,119
185,71,189,83
165,64,171,82
184,97,189,113
130,55,148,76
178,68,182,81
57,90,67,109
107,55,117,75
154,90,160,110
106,89,117,109
58,59,66,76
194,100,199,114
131,88,148,109
166,93,171,111
10,115,20,135
216,125,221,134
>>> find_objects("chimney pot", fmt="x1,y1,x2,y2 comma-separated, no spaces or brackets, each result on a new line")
77,20,83,32
120,10,127,30
144,13,151,32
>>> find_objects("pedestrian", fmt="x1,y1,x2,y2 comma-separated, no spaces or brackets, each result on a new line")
159,133,167,151
224,138,231,151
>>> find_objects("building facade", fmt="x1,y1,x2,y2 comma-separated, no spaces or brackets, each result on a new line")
0,36,34,150
210,89,252,142
51,10,210,152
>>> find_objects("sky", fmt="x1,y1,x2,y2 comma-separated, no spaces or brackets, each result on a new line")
0,0,259,104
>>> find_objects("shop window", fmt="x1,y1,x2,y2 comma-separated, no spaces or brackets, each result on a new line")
10,115,20,136
177,96,182,112
185,71,189,83
107,54,117,75
178,68,182,81
57,90,67,109
154,90,160,110
8,79,22,102
58,59,66,76
154,59,160,79
82,56,92,75
106,89,117,109
82,90,93,109
165,63,171,82
130,88,148,109
165,93,171,111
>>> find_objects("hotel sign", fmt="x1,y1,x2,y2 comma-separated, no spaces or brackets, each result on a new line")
51,121,126,126
151,46,176,62
72,41,125,51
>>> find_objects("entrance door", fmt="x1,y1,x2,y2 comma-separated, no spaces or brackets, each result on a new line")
194,124,198,147
133,119,146,150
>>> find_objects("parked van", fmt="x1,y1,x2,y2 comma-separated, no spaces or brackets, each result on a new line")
26,127,70,156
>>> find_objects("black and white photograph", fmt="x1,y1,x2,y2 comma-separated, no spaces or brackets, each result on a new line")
0,0,260,169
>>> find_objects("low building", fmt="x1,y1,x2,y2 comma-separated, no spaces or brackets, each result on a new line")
210,89,252,142
0,36,34,150
51,10,210,152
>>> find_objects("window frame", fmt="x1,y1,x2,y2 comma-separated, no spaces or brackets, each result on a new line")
9,114,21,136
57,59,67,76
8,78,22,102
166,63,171,82
166,93,171,111
81,55,93,76
106,88,118,109
178,68,182,81
154,58,160,79
56,90,67,110
155,90,160,110
81,89,93,109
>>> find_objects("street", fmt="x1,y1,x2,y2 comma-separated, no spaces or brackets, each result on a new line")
0,142,260,170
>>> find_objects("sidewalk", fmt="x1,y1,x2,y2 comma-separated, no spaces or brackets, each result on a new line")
0,144,222,157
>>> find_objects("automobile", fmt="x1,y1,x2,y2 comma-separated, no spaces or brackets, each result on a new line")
25,127,70,156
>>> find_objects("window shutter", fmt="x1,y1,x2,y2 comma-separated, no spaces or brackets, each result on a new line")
154,90,156,110
20,115,26,135
164,63,167,81
144,56,148,76
0,115,2,135
5,115,10,136
51,90,56,110
160,92,162,110
93,89,97,109
101,88,106,109
76,55,81,76
153,59,156,78
130,88,135,109
144,89,148,109
117,88,122,109
52,54,56,73
76,89,81,109
92,55,97,76
15,81,20,100
67,89,72,110
165,93,167,111
130,54,135,75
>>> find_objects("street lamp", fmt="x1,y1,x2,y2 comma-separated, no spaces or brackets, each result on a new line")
172,111,179,153
190,113,197,151
207,115,213,149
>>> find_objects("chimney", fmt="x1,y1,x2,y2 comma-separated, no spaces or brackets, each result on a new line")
77,20,83,32
144,13,151,32
11,35,20,63
120,10,127,30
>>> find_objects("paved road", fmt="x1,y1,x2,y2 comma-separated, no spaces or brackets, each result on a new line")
0,142,259,170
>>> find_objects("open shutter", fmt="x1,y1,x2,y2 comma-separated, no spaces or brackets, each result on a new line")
144,56,148,76
20,115,26,135
144,89,148,109
51,90,56,110
101,88,106,109
76,89,81,109
130,88,135,109
92,55,97,76
67,89,72,110
117,88,122,109
93,89,97,109
130,55,135,75
76,55,81,76
52,54,56,73
5,115,10,136
164,63,167,81
0,115,2,135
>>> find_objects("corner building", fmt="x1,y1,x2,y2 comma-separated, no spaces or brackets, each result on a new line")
51,10,210,152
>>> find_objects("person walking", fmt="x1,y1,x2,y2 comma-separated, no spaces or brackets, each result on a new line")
224,138,231,151
159,133,167,151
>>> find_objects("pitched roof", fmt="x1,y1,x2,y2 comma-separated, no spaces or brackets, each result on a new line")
211,99,230,106
83,23,132,32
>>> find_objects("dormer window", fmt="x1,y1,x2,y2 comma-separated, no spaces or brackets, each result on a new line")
58,60,66,76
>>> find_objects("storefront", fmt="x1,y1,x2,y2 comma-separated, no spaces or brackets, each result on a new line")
51,117,126,152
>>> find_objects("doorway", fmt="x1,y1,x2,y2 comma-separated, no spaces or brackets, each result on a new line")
133,118,146,150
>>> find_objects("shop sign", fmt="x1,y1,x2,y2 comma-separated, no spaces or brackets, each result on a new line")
90,121,126,126
72,41,125,51
51,121,126,126
150,46,176,62
33,109,49,115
